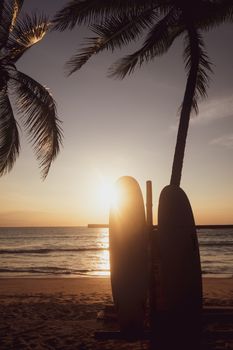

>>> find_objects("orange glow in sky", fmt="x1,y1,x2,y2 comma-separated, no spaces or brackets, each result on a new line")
0,1,233,226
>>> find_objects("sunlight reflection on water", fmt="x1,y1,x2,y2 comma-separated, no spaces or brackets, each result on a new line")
0,227,232,278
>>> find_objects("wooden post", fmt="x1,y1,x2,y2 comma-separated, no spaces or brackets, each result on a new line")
146,180,155,332
146,181,153,228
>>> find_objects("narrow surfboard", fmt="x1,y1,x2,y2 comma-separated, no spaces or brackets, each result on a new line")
155,185,202,348
109,176,148,335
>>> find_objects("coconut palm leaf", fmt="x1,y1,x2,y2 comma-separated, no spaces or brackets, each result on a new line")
0,1,4,17
10,0,25,28
183,32,212,114
0,85,20,176
0,1,26,48
92,10,158,50
52,0,160,30
197,0,233,30
0,1,14,49
16,0,25,11
66,9,158,75
10,71,62,179
109,9,183,79
0,4,62,178
53,0,231,187
6,13,49,62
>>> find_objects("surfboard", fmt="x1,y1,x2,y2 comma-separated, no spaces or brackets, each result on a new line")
155,185,202,349
109,176,148,336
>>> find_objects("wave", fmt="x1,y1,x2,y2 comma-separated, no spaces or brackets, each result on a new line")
1,242,232,255
1,266,231,277
199,242,233,247
0,247,108,255
0,266,109,275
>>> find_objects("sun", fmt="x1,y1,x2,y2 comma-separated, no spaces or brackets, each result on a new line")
100,181,118,209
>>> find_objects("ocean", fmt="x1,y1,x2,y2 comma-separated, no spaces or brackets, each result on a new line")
0,227,232,278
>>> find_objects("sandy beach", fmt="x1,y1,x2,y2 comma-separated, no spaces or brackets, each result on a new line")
0,277,232,349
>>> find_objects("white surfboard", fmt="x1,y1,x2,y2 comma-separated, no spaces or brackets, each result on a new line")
109,176,148,336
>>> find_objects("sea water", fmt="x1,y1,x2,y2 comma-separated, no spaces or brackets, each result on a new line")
0,227,232,278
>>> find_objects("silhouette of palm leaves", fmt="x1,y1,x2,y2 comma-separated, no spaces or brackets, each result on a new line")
0,0,62,179
53,0,232,185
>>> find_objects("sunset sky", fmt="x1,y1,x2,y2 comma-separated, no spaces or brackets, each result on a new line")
0,0,233,226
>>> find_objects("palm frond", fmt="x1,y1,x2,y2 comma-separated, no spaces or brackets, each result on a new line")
92,9,158,50
16,0,25,11
0,62,10,88
52,0,158,30
10,71,63,179
197,0,233,31
0,85,20,176
65,9,158,75
65,37,103,75
6,12,49,62
183,32,212,114
108,8,183,79
0,1,4,18
0,0,16,49
10,0,25,29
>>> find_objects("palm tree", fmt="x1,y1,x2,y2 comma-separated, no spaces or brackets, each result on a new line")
0,0,62,179
52,0,232,186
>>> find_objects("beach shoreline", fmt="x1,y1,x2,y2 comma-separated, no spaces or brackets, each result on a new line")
0,277,232,349
0,276,232,301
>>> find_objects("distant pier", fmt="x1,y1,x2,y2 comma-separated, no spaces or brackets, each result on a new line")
88,224,233,229
87,224,109,228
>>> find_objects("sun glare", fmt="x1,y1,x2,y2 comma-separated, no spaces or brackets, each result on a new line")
100,182,118,209
94,173,126,218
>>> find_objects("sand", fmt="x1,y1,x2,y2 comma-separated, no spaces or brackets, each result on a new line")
0,277,232,349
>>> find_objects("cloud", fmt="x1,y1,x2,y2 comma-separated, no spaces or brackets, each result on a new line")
193,95,233,125
169,95,233,132
210,133,233,149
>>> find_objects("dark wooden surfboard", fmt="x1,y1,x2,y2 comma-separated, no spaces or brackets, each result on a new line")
109,176,148,336
154,185,202,349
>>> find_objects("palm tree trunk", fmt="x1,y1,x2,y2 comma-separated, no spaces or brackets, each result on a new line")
170,26,200,187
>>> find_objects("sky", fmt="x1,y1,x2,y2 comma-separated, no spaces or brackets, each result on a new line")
0,0,233,226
